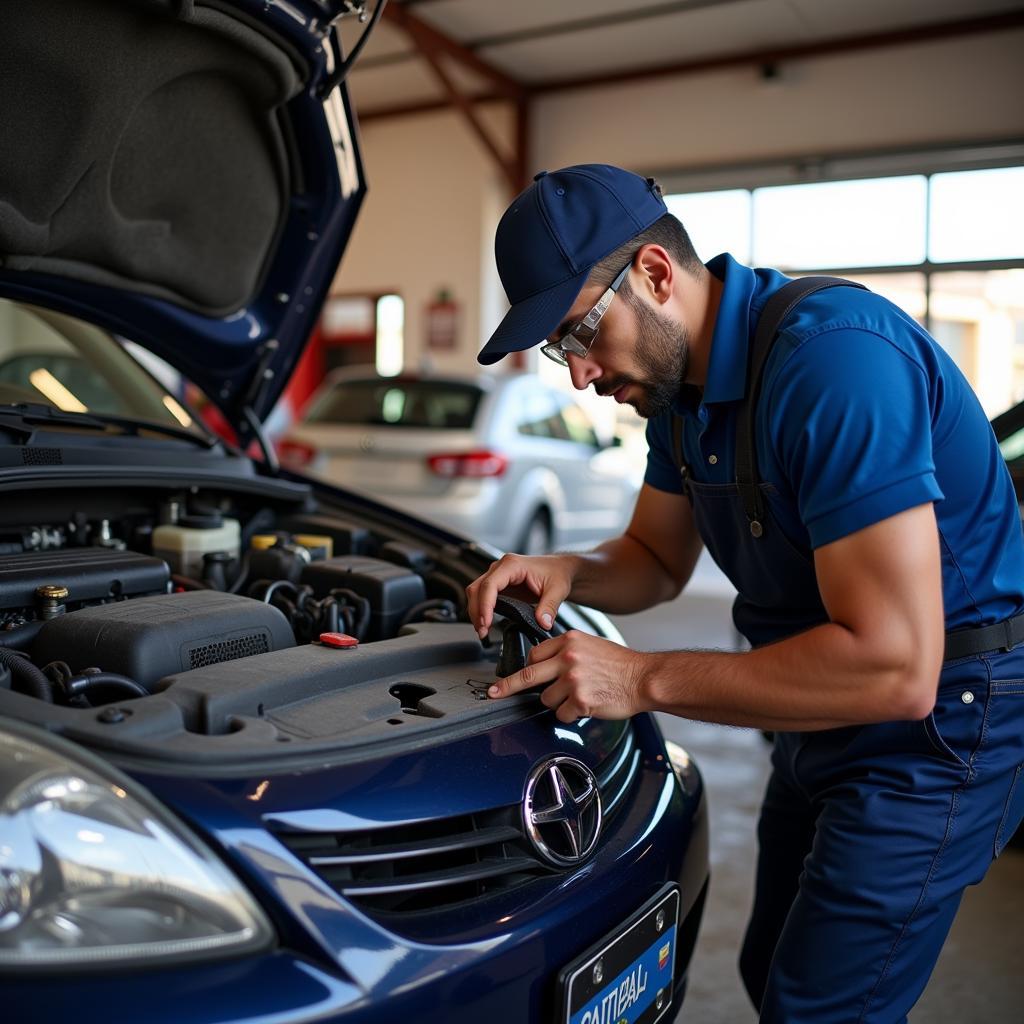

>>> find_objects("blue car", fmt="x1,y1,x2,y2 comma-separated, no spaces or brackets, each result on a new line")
0,2,708,1021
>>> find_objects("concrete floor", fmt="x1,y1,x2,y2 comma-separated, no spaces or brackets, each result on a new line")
610,558,1024,1023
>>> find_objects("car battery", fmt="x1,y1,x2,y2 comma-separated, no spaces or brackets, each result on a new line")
280,513,372,556
299,556,426,641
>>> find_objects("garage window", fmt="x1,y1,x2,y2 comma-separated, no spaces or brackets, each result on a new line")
664,153,1024,416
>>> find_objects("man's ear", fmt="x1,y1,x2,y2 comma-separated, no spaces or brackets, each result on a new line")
635,244,674,305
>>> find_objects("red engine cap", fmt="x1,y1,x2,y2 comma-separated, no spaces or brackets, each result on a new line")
318,632,359,649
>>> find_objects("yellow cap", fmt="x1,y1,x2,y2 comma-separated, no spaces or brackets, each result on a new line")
250,534,279,550
294,534,333,558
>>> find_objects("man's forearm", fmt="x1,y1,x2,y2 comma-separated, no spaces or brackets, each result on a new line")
565,534,688,614
639,620,939,731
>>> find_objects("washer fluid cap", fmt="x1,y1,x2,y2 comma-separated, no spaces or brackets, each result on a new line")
180,510,224,529
319,632,359,648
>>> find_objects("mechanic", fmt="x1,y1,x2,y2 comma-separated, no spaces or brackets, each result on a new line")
466,164,1024,1023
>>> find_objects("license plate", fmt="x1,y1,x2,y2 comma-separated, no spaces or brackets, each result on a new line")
559,886,680,1024
325,456,424,491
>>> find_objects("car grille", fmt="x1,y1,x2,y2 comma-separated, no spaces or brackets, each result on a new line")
272,722,642,917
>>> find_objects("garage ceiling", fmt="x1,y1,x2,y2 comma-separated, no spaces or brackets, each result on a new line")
343,0,1024,118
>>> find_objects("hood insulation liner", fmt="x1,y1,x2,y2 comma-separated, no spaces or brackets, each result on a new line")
0,0,302,316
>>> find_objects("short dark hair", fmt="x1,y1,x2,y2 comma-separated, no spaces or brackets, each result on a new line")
589,212,704,287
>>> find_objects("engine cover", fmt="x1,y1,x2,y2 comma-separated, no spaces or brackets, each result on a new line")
31,590,295,689
0,548,169,609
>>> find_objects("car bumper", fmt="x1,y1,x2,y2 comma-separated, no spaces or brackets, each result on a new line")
3,715,708,1023
387,483,517,551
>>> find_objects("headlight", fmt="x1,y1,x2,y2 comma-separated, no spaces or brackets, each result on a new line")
664,739,701,797
0,722,272,968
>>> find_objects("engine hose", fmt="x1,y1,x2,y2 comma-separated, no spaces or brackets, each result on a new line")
259,579,299,606
329,589,370,640
296,611,318,644
227,552,251,594
338,605,355,636
0,619,45,650
42,660,74,686
354,600,370,640
425,570,469,613
398,599,458,631
314,596,339,636
63,672,148,704
0,647,54,703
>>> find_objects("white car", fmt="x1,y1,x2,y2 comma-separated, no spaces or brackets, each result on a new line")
279,370,642,554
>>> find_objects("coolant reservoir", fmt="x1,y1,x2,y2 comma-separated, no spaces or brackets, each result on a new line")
152,514,240,579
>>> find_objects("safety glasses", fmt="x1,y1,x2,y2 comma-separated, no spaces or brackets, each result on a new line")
539,262,631,366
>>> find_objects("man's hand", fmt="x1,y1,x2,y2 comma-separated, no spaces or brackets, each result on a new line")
466,553,577,639
488,630,651,723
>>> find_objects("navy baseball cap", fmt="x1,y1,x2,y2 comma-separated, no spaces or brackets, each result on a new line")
477,164,668,365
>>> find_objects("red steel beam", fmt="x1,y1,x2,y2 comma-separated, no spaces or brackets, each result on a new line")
382,2,526,101
359,93,507,122
415,39,521,193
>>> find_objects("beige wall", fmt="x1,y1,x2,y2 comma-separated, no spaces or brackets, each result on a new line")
337,28,1024,371
333,105,514,375
532,30,1024,172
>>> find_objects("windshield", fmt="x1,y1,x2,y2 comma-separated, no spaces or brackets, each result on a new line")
305,379,483,429
0,298,205,434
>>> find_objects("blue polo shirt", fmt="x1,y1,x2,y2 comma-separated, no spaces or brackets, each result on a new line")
645,252,1024,632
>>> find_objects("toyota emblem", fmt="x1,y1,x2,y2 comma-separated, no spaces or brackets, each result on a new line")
523,756,602,867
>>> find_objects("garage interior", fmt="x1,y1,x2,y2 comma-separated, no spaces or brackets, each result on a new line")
317,1,1024,1020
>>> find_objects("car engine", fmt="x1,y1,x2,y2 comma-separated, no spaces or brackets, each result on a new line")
0,476,594,772
0,492,472,710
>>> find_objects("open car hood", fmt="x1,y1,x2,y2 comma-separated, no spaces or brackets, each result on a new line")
0,0,370,434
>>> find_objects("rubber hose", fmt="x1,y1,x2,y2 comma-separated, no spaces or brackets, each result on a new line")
0,646,54,702
227,552,251,594
398,599,457,631
63,672,148,703
330,589,370,640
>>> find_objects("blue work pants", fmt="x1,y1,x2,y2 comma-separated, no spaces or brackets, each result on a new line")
739,648,1024,1022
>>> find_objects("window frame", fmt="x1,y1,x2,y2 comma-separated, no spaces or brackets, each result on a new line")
658,138,1024,333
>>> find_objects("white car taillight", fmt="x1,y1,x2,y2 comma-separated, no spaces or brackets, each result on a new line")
426,450,508,478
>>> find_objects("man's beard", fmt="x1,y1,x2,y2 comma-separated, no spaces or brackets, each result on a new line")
601,295,689,419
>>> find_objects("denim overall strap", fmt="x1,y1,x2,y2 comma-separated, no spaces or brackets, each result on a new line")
735,276,866,538
668,277,864,647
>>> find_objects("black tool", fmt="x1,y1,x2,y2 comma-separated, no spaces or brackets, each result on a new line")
493,595,557,677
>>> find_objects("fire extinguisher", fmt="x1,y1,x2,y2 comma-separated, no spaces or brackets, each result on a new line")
426,289,459,351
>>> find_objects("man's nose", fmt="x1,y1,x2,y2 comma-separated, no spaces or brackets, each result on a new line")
567,351,601,391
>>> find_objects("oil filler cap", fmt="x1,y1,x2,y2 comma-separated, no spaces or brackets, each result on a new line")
319,632,359,649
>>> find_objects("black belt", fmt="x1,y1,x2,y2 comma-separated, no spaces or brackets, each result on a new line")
944,613,1024,661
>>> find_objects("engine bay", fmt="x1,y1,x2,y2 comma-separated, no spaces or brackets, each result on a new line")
0,482,572,768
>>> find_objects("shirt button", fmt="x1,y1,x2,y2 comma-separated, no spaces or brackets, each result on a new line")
708,455,718,465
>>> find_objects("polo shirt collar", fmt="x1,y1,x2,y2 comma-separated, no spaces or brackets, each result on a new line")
701,252,759,405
